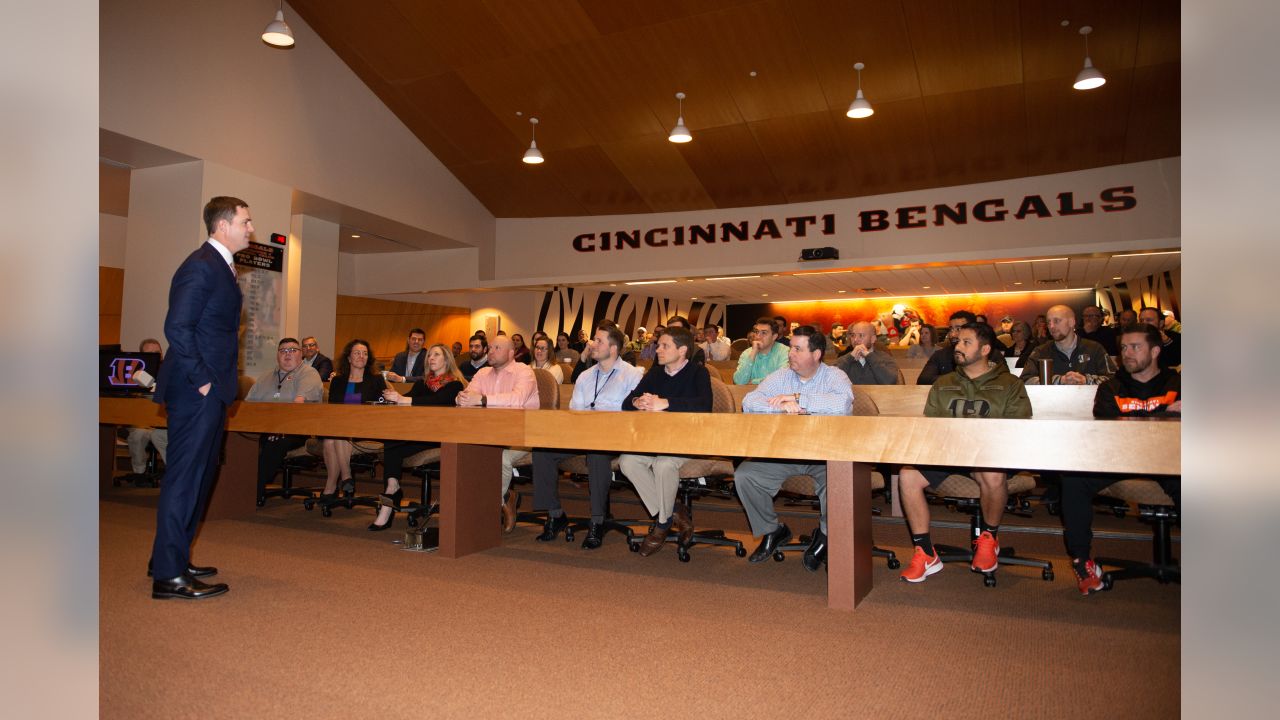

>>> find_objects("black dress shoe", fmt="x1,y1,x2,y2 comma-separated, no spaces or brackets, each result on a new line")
802,529,828,572
536,514,570,542
581,522,605,550
147,560,217,578
748,523,792,563
152,573,229,600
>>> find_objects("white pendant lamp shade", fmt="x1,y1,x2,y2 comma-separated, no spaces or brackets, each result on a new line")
262,4,295,48
668,92,691,143
523,117,544,164
1072,26,1105,90
846,62,873,118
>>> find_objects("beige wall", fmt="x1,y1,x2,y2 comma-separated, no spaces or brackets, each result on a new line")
100,0,495,267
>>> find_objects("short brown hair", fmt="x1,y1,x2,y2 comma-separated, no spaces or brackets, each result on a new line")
203,196,249,236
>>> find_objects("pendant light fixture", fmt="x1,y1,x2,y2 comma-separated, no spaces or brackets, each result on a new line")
262,1,295,48
846,62,873,119
668,92,692,143
1072,26,1106,90
522,117,544,164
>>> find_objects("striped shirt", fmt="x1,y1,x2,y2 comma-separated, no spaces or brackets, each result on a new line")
742,364,853,416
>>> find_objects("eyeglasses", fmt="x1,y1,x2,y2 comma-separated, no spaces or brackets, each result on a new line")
279,347,301,354
302,343,318,348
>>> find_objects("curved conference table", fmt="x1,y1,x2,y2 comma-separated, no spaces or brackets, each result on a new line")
100,393,1179,611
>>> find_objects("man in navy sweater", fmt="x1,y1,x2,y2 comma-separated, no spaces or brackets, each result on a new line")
618,327,712,557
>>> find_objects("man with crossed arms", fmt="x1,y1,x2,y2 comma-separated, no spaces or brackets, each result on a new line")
530,325,644,549
734,326,854,571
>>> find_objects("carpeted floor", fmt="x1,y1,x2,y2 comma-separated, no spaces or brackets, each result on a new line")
101,479,1179,719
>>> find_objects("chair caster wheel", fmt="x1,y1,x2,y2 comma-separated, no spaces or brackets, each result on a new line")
303,499,314,511
735,546,747,558
772,552,784,562
407,515,418,528
321,507,332,518
1102,572,1115,589
887,558,901,570
983,574,997,587
1042,569,1055,581
629,542,640,553
677,548,691,562
255,497,265,507
565,531,575,542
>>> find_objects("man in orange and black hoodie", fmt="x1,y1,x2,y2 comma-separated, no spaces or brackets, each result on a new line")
1062,323,1181,596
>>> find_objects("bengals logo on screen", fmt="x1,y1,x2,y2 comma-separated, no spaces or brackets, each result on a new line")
108,358,147,387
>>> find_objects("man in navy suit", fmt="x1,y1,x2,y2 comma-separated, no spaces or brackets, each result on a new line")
300,336,334,380
386,328,426,383
148,196,252,600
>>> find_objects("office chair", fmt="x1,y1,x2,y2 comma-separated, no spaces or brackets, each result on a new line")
928,472,1055,586
1095,479,1180,587
256,440,320,506
301,438,384,517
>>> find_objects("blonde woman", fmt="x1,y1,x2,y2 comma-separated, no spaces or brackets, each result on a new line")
530,336,564,383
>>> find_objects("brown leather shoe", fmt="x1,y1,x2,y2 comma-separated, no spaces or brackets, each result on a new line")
636,523,671,557
501,489,518,533
671,503,693,546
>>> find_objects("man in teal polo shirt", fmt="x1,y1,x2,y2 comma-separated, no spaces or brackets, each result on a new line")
733,316,790,385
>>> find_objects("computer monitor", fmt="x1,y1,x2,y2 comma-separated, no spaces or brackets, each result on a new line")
99,349,161,396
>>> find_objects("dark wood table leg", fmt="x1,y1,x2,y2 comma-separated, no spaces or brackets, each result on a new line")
437,443,502,559
826,460,873,611
100,425,119,495
203,431,259,521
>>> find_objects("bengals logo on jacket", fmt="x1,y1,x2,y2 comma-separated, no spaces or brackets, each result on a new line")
1113,391,1178,413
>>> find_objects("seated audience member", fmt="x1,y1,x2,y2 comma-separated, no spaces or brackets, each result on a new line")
733,317,789,385
1162,310,1181,334
916,311,975,385
693,326,706,345
828,323,849,355
974,313,988,325
530,330,549,347
460,334,489,381
773,315,791,346
734,327,853,570
1139,306,1181,368
244,337,323,501
554,332,580,365
474,329,487,341
1003,321,1036,368
700,323,732,362
455,335,539,531
1059,323,1181,594
618,328,712,557
625,327,647,358
1079,306,1118,356
529,336,563,383
386,328,427,383
569,329,588,353
665,315,705,364
1020,305,1112,385
125,338,169,482
451,341,463,357
300,336,334,381
899,323,1032,583
1115,308,1138,329
906,324,937,360
1032,314,1050,344
638,326,663,362
319,339,389,500
532,326,644,548
835,321,900,385
569,320,620,382
510,333,532,364
998,315,1015,335
367,344,467,531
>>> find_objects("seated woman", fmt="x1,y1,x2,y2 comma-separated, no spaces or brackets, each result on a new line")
906,324,937,359
554,332,579,365
367,343,467,530
319,339,387,500
529,335,564,383
511,333,532,364
1004,320,1036,368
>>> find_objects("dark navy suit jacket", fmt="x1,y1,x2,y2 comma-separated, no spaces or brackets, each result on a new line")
154,242,243,406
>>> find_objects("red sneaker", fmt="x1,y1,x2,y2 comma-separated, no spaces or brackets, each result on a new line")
900,546,943,583
1074,559,1106,596
971,531,1000,573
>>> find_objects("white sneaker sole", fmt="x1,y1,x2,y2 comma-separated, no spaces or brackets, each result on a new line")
901,558,944,583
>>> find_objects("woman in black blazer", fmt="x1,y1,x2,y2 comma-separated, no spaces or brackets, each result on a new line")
318,339,388,500
365,343,467,530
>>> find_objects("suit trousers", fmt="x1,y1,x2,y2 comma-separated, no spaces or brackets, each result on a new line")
1060,473,1180,559
618,454,687,523
256,434,308,495
531,450,614,521
127,427,169,474
151,393,226,579
735,461,828,537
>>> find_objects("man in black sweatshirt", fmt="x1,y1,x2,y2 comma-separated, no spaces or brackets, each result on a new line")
618,327,713,557
1061,323,1181,596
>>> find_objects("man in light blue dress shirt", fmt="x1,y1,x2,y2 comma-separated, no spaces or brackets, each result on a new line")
530,325,644,549
734,326,854,571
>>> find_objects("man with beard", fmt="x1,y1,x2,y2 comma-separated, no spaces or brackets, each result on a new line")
1059,323,1181,595
897,323,1032,584
459,334,488,381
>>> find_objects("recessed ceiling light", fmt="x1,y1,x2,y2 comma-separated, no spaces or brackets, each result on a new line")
691,297,698,300
1013,282,1023,286
350,234,360,238
922,285,931,289
837,290,847,293
707,275,760,280
1112,276,1122,280
761,293,769,297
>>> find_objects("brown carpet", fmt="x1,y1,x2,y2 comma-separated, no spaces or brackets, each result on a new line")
101,482,1179,719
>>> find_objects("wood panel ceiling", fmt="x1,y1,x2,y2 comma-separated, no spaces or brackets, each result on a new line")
291,0,1180,218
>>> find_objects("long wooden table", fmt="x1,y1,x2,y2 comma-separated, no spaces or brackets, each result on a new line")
100,397,1179,611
